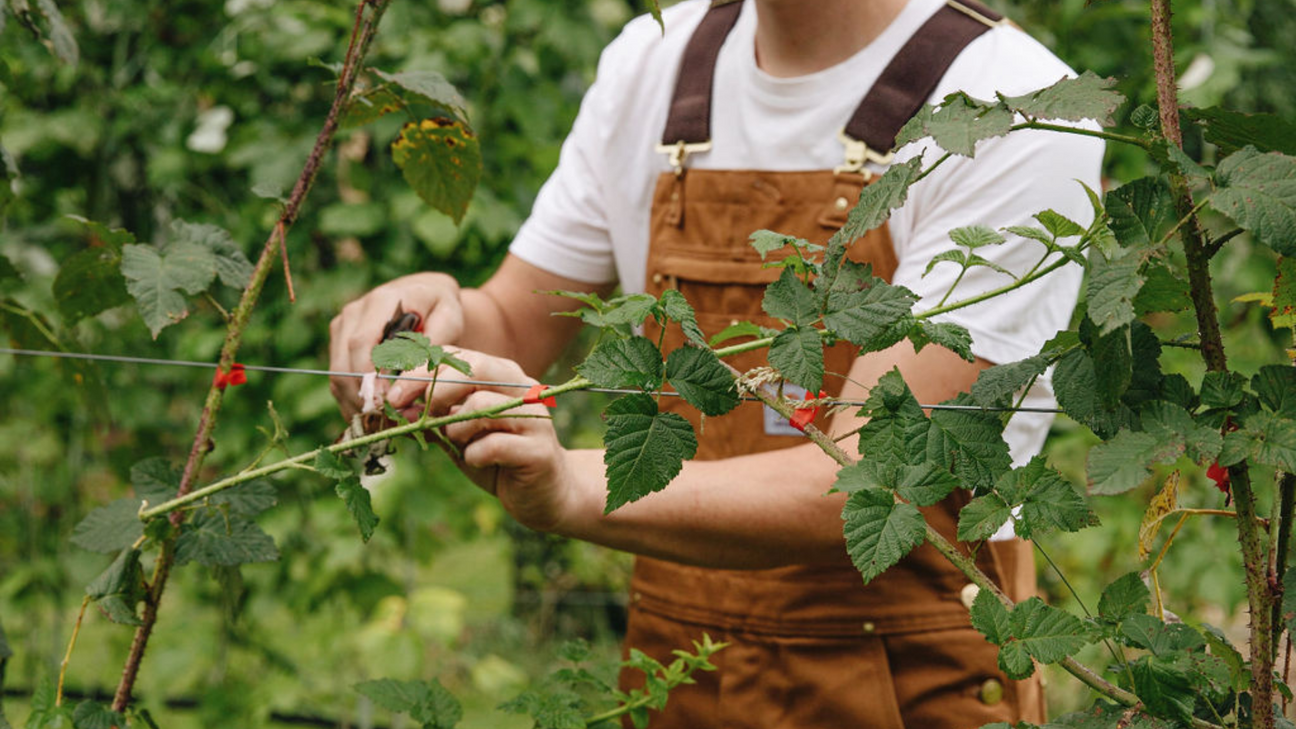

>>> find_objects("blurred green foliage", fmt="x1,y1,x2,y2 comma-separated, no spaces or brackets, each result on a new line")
2,0,1295,725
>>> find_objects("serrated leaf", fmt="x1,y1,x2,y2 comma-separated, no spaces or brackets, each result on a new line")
374,69,467,117
371,332,471,375
1142,401,1221,461
1010,597,1092,665
897,92,1014,157
762,268,818,326
1232,411,1296,472
1120,614,1205,655
168,220,253,289
1200,623,1248,693
1053,348,1132,439
999,71,1123,126
1210,147,1296,255
356,678,463,729
1086,249,1144,335
53,245,130,325
1036,210,1085,239
926,395,1011,492
1129,655,1196,726
893,462,961,507
830,460,888,494
664,347,739,417
1253,365,1296,414
748,229,801,259
131,457,181,503
1106,177,1177,250
969,354,1052,408
707,320,766,347
84,548,145,626
121,242,217,337
767,327,824,393
970,587,1013,645
841,488,926,585
822,279,917,351
1087,430,1175,496
336,474,378,542
996,456,1096,539
315,449,354,480
658,289,707,347
958,493,1013,541
907,321,975,362
577,336,663,391
602,394,697,512
71,702,125,729
1133,263,1191,315
392,117,482,225
823,157,924,286
212,480,277,517
71,499,145,554
857,369,930,464
1184,106,1296,156
997,641,1035,680
342,85,406,129
1098,572,1150,622
1270,256,1296,329
601,293,658,328
950,224,1006,249
174,510,279,566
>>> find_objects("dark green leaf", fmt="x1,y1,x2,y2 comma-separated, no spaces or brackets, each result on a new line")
841,488,926,585
356,678,463,729
315,450,354,480
1120,614,1206,655
1271,256,1296,330
1133,263,1191,315
1087,430,1175,496
664,347,739,417
856,370,929,465
997,641,1035,680
822,157,924,289
373,330,433,371
998,71,1123,126
1210,147,1296,255
1049,700,1175,729
950,224,1006,249
343,85,406,129
1285,566,1296,641
893,463,961,507
762,268,818,326
600,293,658,328
970,587,1013,646
120,242,217,338
1141,401,1222,462
131,458,181,503
85,548,145,626
658,289,707,347
969,354,1052,408
1009,597,1092,665
1035,210,1085,239
908,320,974,362
1184,106,1296,156
168,220,253,289
212,480,277,517
1106,177,1177,250
71,702,125,729
1200,623,1248,693
767,327,824,393
926,394,1011,492
1086,249,1144,335
1232,411,1296,472
53,246,130,325
392,117,483,225
1129,655,1196,726
577,336,664,392
336,474,379,542
174,511,279,566
896,92,1014,157
996,456,1096,539
1254,365,1296,414
822,279,917,351
1053,349,1132,439
1097,572,1149,622
374,68,467,117
958,493,1013,542
71,499,145,554
602,394,697,512
830,460,888,495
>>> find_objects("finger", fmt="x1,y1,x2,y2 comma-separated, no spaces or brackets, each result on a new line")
442,391,548,447
396,350,535,415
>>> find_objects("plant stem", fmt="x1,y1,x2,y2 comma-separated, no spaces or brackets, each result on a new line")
109,0,393,712
1012,121,1150,150
56,597,90,706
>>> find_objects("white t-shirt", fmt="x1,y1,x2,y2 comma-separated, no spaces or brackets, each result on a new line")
510,0,1105,463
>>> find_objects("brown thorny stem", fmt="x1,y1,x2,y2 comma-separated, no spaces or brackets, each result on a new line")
109,0,393,712
1149,0,1278,725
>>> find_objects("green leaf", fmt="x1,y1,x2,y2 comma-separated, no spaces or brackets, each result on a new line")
206,481,276,518
1200,623,1248,693
374,68,468,118
1129,655,1196,726
762,268,819,326
392,117,483,225
969,354,1052,408
857,370,930,465
707,320,766,347
841,488,926,585
85,548,145,626
1053,348,1132,439
600,293,658,328
1086,249,1144,335
657,289,707,347
1231,411,1296,472
664,347,739,417
1035,210,1085,239
823,157,924,284
336,474,379,542
1009,597,1092,665
372,332,471,375
1120,614,1205,655
926,395,1011,492
355,678,463,729
1087,430,1174,496
950,224,1006,249
748,229,803,259
1184,106,1296,156
1133,263,1191,315
1098,572,1150,622
1106,177,1177,250
120,242,217,338
767,327,824,394
71,498,145,554
131,458,181,503
893,463,961,507
908,320,974,362
168,220,253,289
342,85,406,129
997,641,1035,680
958,493,1013,542
53,245,130,325
174,510,279,566
1253,365,1296,414
969,587,1013,646
71,702,125,729
1285,565,1296,640
1049,701,1175,729
1142,401,1222,462
822,279,918,352
1271,256,1296,329
602,394,697,512
1210,147,1296,256
896,92,1014,157
315,450,354,480
577,337,664,392
998,71,1124,126
996,456,1096,539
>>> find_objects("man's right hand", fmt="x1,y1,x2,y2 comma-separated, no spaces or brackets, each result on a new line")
328,271,465,421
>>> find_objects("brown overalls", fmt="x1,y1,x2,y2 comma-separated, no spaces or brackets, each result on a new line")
626,2,1046,727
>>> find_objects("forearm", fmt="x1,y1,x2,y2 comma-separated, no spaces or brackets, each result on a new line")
554,443,850,570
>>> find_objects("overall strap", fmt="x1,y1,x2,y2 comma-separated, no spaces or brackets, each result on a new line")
659,0,1006,173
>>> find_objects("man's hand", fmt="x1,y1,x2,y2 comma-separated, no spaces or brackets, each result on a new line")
329,272,465,420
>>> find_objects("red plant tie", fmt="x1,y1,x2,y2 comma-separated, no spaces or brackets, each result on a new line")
523,383,556,408
1206,461,1231,494
790,390,827,432
213,363,248,390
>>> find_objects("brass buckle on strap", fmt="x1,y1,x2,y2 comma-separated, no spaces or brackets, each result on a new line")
835,130,894,178
656,140,712,176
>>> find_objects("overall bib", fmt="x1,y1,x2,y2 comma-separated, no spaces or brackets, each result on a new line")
624,2,1046,727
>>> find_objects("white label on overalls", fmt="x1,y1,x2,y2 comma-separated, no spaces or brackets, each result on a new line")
763,383,808,437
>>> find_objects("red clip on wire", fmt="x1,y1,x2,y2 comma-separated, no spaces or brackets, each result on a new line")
789,390,827,432
213,363,248,390
523,383,557,408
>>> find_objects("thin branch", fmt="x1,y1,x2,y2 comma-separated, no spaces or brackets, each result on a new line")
1011,120,1150,150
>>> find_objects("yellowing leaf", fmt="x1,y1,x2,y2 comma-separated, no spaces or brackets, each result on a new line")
392,117,482,225
1139,471,1181,560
